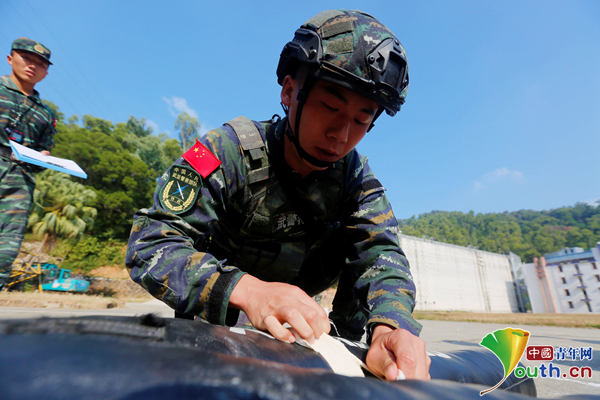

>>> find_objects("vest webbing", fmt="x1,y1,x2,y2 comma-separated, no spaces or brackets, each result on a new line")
225,116,326,236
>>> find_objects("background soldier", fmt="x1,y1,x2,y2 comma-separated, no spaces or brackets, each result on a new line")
127,10,430,380
0,38,56,290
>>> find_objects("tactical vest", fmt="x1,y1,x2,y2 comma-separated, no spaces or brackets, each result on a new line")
212,116,353,295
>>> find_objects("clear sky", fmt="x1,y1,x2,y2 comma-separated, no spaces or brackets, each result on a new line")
2,0,598,220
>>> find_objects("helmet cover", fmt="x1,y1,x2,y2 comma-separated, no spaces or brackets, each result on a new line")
277,9,409,115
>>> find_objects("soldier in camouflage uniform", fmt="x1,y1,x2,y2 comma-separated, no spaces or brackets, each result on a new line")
127,10,430,380
0,38,55,289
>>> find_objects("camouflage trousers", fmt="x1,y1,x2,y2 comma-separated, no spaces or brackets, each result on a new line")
0,157,35,288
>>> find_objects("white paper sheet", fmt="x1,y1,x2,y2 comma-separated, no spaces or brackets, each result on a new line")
9,140,87,178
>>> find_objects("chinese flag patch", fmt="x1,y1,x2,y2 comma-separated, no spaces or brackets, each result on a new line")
182,139,222,178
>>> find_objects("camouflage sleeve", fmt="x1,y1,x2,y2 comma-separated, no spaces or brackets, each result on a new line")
35,103,56,152
338,152,422,339
36,123,55,152
125,126,247,326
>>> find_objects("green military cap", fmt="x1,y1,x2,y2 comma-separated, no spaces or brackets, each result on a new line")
11,37,52,65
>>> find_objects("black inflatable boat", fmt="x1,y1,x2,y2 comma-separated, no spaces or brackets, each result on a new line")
0,314,592,399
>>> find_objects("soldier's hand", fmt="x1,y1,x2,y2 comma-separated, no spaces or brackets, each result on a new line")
366,324,431,380
229,274,330,344
40,150,50,156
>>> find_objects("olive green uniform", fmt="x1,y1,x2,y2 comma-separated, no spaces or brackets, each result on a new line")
0,75,55,286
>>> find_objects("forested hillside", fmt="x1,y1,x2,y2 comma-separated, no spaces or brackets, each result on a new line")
29,102,599,269
398,204,600,262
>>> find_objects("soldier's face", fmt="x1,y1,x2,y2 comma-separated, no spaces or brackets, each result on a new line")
281,76,378,175
7,50,49,85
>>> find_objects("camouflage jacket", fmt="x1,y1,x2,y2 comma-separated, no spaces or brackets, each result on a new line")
126,117,421,340
0,75,55,154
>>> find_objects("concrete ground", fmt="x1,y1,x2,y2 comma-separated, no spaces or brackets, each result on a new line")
0,298,175,319
419,319,600,398
0,303,597,398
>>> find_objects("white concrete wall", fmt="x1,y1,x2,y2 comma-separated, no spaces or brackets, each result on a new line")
399,235,519,313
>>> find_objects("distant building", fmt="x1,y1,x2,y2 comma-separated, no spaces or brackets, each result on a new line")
398,233,599,314
522,243,600,313
399,234,525,313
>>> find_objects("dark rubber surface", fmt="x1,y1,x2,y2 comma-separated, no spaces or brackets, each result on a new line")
0,314,590,400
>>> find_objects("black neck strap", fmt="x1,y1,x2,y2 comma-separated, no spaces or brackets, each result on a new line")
285,75,334,169
267,122,322,233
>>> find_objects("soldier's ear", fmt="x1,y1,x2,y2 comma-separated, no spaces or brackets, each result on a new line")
280,75,296,107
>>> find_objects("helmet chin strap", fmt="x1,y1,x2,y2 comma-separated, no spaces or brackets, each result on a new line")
283,74,335,170
368,107,385,132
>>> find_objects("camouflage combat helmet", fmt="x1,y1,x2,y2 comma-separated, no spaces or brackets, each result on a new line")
276,9,409,168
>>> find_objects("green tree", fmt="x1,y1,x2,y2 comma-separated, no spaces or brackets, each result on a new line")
163,137,183,163
587,214,600,235
42,100,64,124
67,115,79,126
27,170,97,252
52,123,155,239
113,120,182,176
82,114,114,135
175,112,201,150
126,116,152,137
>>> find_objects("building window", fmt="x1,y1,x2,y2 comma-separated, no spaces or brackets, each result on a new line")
575,264,581,273
592,262,598,270
596,275,600,282
568,301,574,309
561,277,567,284
558,265,563,272
565,289,570,296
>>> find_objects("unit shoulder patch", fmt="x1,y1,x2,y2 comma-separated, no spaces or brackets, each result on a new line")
159,165,202,214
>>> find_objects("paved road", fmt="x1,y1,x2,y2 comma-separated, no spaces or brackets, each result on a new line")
0,304,597,398
419,320,600,398
0,299,174,319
